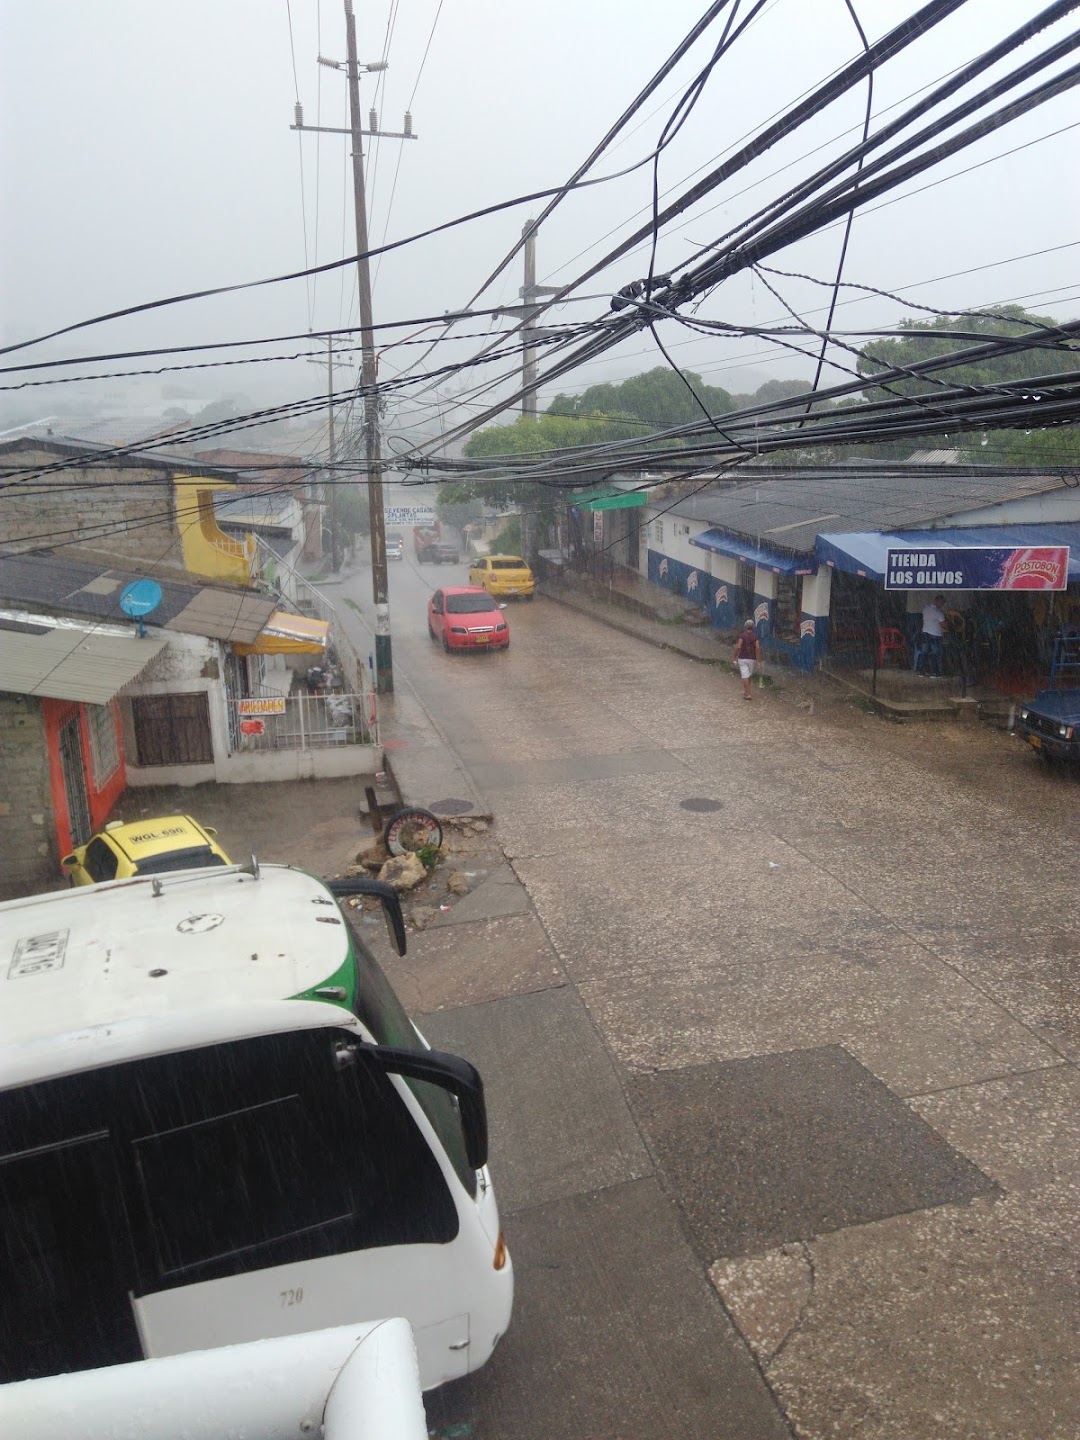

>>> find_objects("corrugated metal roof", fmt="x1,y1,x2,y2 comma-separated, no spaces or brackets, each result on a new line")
164,588,275,643
0,627,167,703
662,468,1063,555
0,550,274,642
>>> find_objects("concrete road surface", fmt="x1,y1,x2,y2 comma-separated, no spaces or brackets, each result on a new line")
336,537,1078,1440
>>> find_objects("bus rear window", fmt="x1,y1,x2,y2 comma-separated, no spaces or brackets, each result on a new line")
134,1094,354,1277
1,1028,459,1313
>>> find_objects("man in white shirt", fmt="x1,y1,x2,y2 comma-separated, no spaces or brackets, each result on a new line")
920,594,947,675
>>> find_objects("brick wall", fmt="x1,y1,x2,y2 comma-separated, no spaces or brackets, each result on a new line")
0,447,178,563
0,694,57,898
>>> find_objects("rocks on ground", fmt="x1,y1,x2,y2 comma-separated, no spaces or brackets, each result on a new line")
378,852,427,892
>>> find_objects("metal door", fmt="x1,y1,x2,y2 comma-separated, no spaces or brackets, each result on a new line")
58,713,92,847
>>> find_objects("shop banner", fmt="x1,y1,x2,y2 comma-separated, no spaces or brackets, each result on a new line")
238,697,286,715
885,545,1069,592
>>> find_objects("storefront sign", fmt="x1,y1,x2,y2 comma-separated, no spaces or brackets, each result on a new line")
237,697,286,715
885,546,1069,592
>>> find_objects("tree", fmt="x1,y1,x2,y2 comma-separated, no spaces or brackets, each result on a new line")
855,305,1080,465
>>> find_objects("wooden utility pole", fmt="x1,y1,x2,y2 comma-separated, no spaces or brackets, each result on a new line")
290,4,417,694
343,0,391,692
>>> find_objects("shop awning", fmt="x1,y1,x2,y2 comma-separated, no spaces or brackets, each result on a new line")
690,528,815,575
817,523,1080,583
573,483,650,511
232,611,330,656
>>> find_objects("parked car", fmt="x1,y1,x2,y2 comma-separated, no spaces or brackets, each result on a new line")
469,554,535,599
386,530,404,561
1016,634,1080,766
428,586,510,653
419,541,461,565
62,815,231,885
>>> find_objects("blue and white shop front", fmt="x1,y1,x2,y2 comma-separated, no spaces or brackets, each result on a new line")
644,517,830,671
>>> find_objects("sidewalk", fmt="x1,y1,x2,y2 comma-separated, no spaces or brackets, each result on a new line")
541,568,1005,724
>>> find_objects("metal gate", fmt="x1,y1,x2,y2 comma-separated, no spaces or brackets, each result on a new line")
58,714,92,847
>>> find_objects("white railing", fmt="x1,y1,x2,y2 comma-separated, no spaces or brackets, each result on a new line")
253,535,365,695
230,691,376,751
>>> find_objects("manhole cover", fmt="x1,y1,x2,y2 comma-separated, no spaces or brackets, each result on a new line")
680,797,724,812
428,798,475,815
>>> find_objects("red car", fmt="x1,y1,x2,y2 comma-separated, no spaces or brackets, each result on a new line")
428,586,510,653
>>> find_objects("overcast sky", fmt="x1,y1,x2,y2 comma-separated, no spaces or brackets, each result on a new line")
2,0,1078,447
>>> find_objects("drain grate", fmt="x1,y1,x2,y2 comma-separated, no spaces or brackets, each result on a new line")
680,797,724,812
428,798,475,815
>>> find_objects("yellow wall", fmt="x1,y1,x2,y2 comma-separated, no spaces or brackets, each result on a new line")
174,476,256,584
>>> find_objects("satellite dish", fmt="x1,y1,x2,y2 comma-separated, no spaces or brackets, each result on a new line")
119,578,162,637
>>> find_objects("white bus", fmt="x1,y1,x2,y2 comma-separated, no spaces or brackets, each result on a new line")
0,861,512,1390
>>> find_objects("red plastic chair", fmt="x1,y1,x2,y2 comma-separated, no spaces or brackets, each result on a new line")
876,626,909,668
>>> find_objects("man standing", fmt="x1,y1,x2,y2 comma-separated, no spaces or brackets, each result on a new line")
920,593,947,675
733,619,762,701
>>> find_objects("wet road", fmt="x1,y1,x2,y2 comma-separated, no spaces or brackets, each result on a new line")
340,538,1080,1440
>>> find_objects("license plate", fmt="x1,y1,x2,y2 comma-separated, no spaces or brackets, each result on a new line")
474,635,490,644
508,587,519,593
1029,735,1041,749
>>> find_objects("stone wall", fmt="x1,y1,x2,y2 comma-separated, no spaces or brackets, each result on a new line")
0,447,177,563
0,694,57,898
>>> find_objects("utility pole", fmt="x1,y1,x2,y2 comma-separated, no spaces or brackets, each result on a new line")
493,220,560,561
343,1,391,693
290,2,417,694
306,335,350,571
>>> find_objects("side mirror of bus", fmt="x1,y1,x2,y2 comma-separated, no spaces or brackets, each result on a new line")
370,1043,489,1171
326,877,407,955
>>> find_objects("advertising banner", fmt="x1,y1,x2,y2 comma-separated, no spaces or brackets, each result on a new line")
238,697,286,715
885,546,1069,592
384,507,436,527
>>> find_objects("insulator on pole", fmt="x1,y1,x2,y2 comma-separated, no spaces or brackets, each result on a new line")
369,107,378,132
294,102,304,128
403,111,413,137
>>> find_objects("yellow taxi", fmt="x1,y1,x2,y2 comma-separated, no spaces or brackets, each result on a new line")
62,815,231,886
468,554,536,600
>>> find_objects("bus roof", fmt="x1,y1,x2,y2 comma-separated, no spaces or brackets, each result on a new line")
0,865,357,1086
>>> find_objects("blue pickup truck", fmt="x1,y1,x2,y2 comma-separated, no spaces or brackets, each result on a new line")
1017,635,1080,765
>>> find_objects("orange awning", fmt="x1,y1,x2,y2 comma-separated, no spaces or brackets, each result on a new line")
232,611,330,656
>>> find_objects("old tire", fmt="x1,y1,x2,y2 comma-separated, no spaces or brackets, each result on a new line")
383,807,444,857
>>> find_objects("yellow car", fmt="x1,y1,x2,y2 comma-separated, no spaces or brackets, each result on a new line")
62,815,231,886
468,554,536,599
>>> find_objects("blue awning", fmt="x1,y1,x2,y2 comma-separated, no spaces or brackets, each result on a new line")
817,523,1080,582
690,528,815,575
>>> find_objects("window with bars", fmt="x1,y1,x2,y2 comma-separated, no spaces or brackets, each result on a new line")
131,692,213,767
737,558,756,609
653,520,664,545
86,703,121,788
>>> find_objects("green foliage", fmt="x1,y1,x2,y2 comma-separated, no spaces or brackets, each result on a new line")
335,482,369,539
857,305,1076,394
445,367,735,520
416,842,441,873
854,306,1080,465
497,514,523,553
549,365,733,429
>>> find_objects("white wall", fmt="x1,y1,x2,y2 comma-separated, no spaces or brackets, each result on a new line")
937,491,1080,526
122,631,382,786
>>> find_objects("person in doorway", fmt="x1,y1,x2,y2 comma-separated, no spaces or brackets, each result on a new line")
920,594,947,675
733,619,762,701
